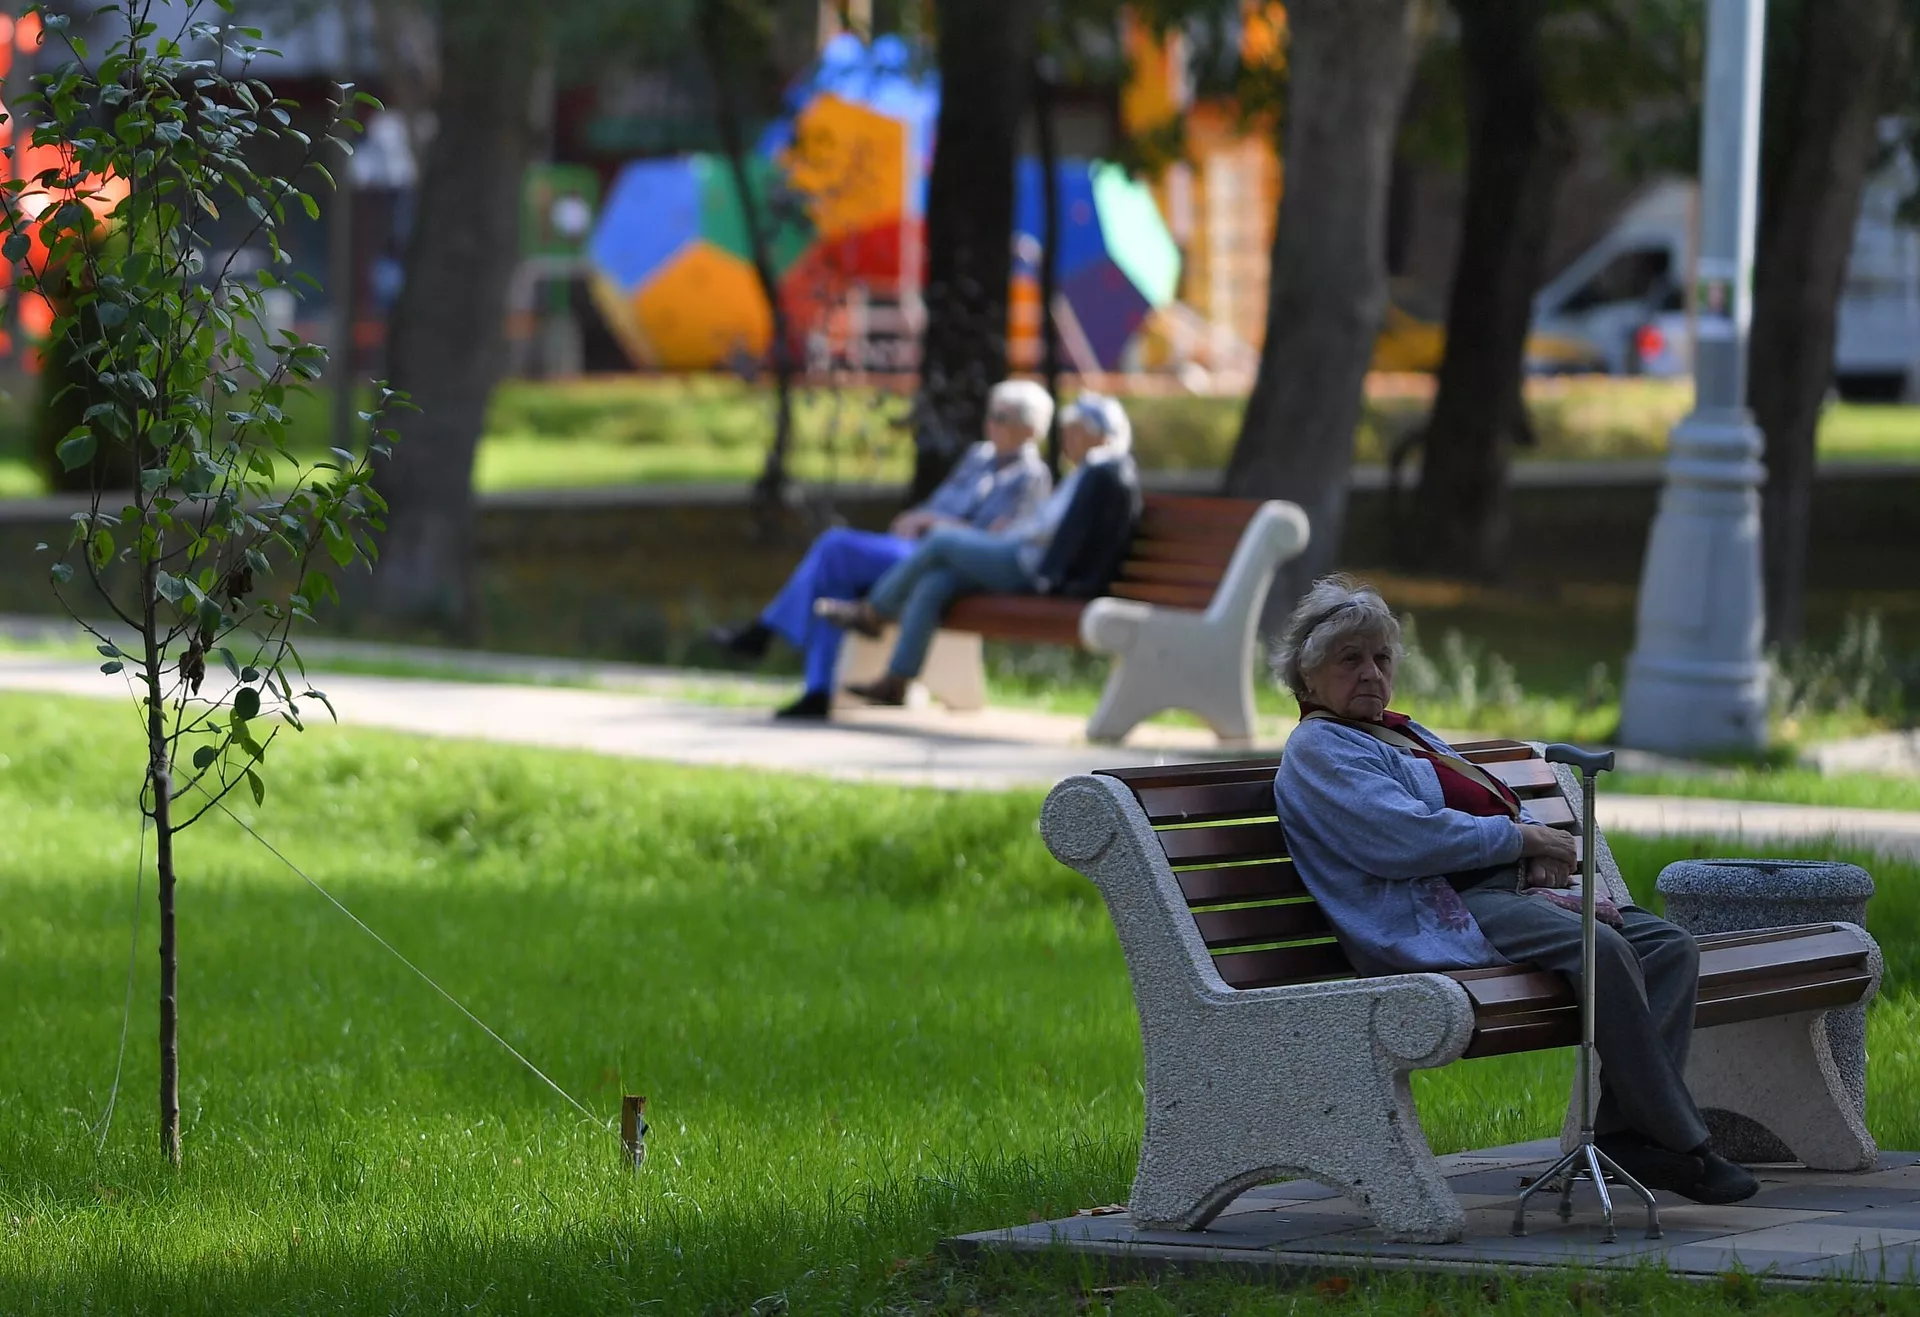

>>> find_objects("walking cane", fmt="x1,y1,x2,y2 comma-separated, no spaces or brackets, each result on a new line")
1510,745,1661,1243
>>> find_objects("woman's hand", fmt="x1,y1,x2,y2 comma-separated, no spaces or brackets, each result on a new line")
1517,823,1578,865
1523,856,1576,889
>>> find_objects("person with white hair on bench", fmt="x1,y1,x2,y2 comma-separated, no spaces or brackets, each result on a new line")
820,392,1141,707
707,379,1052,719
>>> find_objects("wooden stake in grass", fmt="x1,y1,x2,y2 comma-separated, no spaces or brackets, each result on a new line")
620,1095,648,1170
9,3,403,1164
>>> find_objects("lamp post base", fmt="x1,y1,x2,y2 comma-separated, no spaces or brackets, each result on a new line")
1618,409,1770,757
1619,654,1770,756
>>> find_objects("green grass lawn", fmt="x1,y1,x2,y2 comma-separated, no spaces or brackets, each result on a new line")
5,692,1920,1313
2,375,1918,497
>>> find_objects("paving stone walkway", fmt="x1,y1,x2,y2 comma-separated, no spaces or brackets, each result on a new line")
952,1141,1920,1284
1,641,1918,854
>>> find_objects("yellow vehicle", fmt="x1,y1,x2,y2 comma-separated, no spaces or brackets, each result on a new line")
1371,303,1607,374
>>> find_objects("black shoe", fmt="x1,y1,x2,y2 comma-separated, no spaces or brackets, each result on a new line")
708,620,773,661
1593,1132,1704,1195
1681,1149,1760,1205
844,674,909,706
774,690,831,720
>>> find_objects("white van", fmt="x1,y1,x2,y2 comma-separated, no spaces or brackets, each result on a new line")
1530,145,1920,396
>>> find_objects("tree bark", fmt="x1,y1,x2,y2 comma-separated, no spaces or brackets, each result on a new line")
1407,0,1571,578
1751,0,1904,645
697,0,797,525
362,3,537,635
141,556,180,1165
911,0,1037,501
1224,0,1419,626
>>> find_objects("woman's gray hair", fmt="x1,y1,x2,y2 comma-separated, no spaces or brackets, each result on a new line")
986,379,1055,437
1271,575,1403,700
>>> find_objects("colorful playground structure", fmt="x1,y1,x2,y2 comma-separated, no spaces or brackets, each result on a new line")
585,32,1235,380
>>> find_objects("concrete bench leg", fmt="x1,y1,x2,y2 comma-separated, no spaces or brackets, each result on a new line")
1686,1012,1877,1170
1130,1067,1466,1243
1561,1016,1877,1171
834,628,986,712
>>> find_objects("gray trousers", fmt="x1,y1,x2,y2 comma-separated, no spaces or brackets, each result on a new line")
1457,883,1712,1154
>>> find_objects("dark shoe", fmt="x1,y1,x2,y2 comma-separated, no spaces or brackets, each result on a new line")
814,597,884,639
1681,1150,1760,1205
708,620,773,660
774,690,831,720
1593,1132,1704,1196
844,674,909,706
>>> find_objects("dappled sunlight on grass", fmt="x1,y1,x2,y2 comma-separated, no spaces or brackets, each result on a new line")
3,693,1920,1310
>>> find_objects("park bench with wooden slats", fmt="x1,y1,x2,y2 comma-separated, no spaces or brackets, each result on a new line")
1038,741,1882,1244
840,494,1310,744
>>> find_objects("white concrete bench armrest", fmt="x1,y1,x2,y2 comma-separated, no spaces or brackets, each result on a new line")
1075,501,1310,745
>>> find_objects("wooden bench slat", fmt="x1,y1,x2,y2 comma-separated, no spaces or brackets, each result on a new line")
1116,558,1232,588
1526,796,1577,828
1124,537,1240,568
1456,741,1534,763
1213,941,1353,989
1108,581,1218,610
1100,760,1282,790
1137,510,1257,544
1175,860,1309,904
1695,970,1875,1030
1695,923,1842,951
941,596,1085,645
1159,820,1289,865
1695,928,1869,989
1464,967,1876,1058
1485,759,1559,792
1192,901,1333,949
1134,781,1277,825
1143,493,1267,518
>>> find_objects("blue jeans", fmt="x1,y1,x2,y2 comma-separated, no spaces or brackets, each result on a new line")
867,527,1035,679
759,527,914,694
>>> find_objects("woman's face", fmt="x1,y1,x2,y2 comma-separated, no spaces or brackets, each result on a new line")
1305,633,1396,721
1060,418,1099,465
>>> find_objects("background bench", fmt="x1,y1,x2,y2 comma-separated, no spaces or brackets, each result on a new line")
1040,740,1881,1243
838,494,1309,743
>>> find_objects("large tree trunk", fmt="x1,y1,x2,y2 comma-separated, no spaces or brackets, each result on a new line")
1223,0,1419,625
363,4,536,634
911,0,1037,501
1406,0,1571,578
1751,0,1904,645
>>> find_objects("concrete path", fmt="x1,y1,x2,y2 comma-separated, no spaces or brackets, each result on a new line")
2,650,1918,857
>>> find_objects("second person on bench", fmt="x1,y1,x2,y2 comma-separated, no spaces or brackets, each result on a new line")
820,393,1142,707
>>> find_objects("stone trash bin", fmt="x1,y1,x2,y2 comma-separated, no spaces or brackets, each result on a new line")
1657,858,1875,1158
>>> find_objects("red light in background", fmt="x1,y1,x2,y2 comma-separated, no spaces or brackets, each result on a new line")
1634,324,1667,362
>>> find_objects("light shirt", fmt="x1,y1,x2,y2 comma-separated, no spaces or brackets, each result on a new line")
920,440,1050,530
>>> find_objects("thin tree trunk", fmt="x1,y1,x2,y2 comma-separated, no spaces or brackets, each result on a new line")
912,0,1037,501
1223,0,1419,626
363,4,536,635
698,1,796,524
142,559,179,1165
1408,0,1571,578
1752,0,1904,645
1036,57,1062,478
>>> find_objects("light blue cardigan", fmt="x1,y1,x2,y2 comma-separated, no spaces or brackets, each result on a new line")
1273,717,1531,976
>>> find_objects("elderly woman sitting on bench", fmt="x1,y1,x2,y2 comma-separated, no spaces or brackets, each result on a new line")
1270,575,1757,1205
820,392,1141,707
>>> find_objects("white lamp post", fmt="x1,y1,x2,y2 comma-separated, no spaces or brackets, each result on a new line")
1618,0,1770,755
